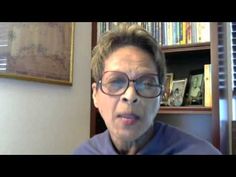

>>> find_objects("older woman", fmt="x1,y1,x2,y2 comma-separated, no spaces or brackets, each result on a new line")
75,23,221,155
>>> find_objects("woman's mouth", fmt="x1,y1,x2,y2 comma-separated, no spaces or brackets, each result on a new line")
117,113,140,125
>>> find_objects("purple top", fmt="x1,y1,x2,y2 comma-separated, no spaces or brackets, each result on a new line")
74,121,221,155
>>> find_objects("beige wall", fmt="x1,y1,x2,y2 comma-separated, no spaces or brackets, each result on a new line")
0,22,91,154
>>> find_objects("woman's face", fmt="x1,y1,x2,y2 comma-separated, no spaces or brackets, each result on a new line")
92,46,161,142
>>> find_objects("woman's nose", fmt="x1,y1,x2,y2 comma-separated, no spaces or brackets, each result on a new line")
121,83,139,104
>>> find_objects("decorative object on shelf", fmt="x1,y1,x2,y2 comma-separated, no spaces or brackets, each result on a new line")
0,22,75,85
168,78,187,106
187,69,204,105
161,73,173,106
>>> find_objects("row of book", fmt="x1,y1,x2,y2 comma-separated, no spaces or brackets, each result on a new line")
98,22,210,46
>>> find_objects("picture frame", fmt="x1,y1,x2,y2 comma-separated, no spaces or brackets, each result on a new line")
161,73,174,106
187,69,204,105
168,78,187,106
0,22,75,85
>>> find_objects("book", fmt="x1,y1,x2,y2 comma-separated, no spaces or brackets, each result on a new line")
204,64,212,107
197,22,210,43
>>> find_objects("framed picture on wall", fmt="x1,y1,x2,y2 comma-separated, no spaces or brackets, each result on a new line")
0,22,75,85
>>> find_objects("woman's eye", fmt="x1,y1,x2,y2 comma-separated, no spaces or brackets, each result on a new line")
109,79,124,85
142,80,157,86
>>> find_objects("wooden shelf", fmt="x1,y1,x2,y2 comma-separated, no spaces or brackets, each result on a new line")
161,42,210,53
159,106,212,114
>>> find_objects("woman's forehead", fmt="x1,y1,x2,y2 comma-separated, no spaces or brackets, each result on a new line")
104,49,156,72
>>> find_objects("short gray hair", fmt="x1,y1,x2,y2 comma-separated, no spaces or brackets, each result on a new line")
91,23,166,86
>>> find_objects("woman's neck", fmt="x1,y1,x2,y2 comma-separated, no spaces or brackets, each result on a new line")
111,124,155,155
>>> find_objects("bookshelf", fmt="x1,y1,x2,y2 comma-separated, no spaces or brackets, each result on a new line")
90,22,220,149
161,42,210,52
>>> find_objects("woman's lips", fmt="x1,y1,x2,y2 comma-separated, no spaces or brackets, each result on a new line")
117,113,140,125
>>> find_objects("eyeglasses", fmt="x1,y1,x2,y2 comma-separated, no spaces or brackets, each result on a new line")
98,71,163,98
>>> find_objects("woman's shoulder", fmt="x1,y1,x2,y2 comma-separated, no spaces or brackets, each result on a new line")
74,130,109,155
153,121,221,155
74,130,118,155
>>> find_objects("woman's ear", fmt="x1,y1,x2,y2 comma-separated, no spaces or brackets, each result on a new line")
92,83,98,108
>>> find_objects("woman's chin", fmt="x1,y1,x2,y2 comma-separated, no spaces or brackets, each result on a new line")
118,130,142,142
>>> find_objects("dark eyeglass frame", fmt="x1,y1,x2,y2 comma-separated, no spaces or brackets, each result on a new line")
98,71,163,98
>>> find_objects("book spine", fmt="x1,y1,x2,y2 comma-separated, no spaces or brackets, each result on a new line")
180,22,186,44
186,22,192,44
167,22,173,45
204,64,212,107
197,22,210,43
191,22,197,43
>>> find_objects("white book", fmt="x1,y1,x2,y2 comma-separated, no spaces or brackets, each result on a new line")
197,22,210,43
